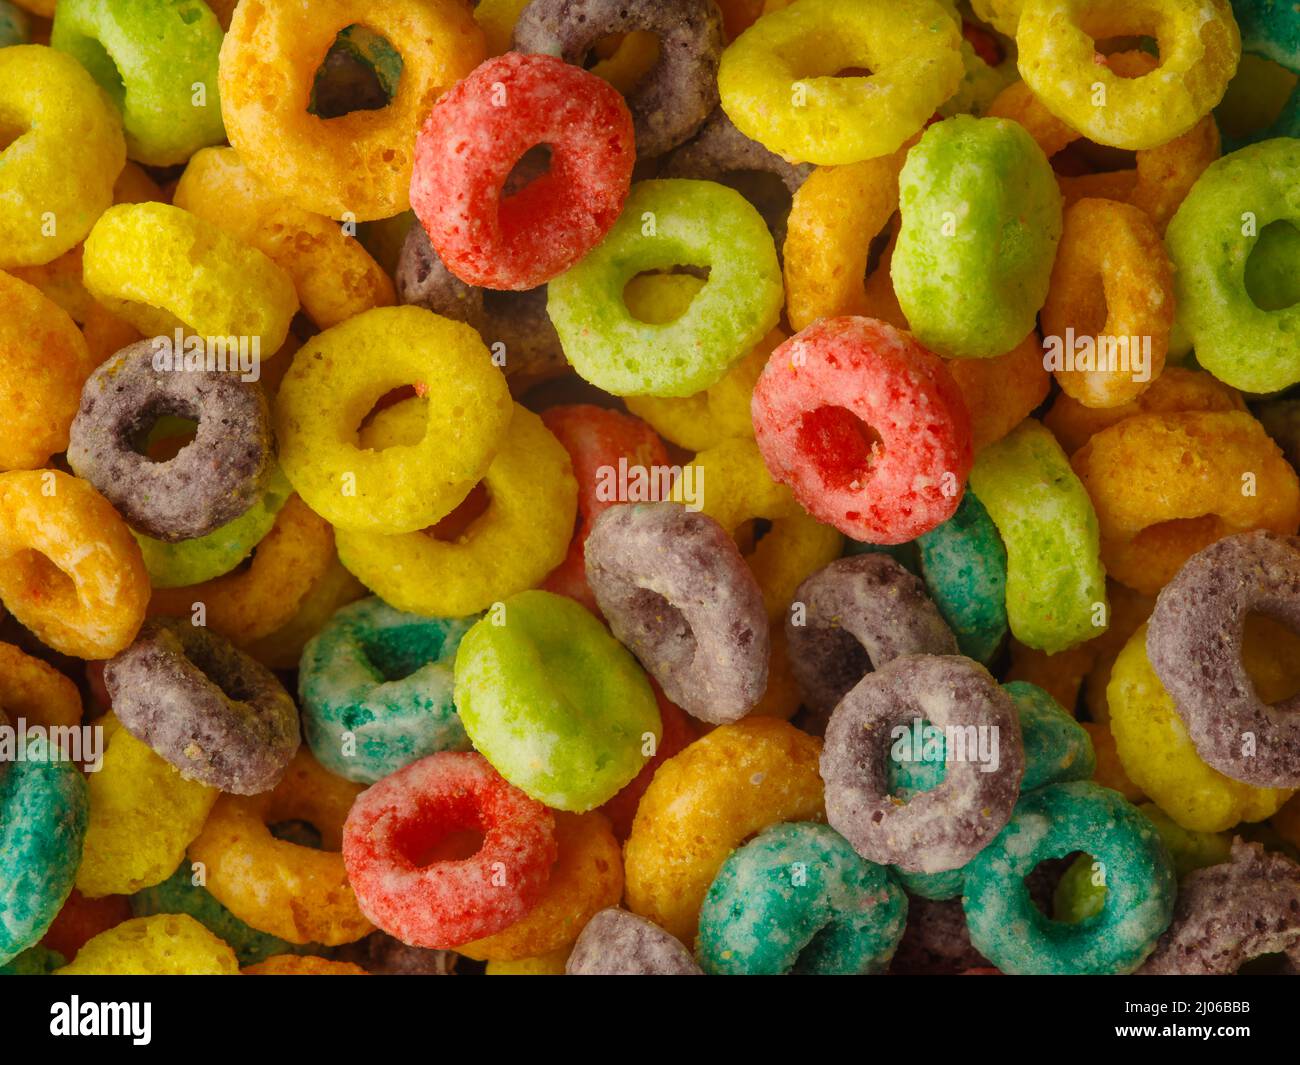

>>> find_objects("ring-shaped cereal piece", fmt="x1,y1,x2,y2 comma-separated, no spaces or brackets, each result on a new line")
513,0,722,158
1071,411,1300,596
54,914,239,975
1146,531,1300,788
945,332,1052,453
219,0,484,221
457,811,624,961
1108,622,1294,832
82,203,298,353
698,821,907,975
969,419,1108,653
274,305,512,535
624,717,825,943
68,339,275,542
717,0,964,165
0,46,126,268
105,618,301,795
0,641,82,730
243,557,366,672
892,115,1062,360
244,955,368,976
0,271,97,470
584,503,770,726
453,590,661,811
547,179,783,398
148,494,336,647
963,781,1174,974
336,402,575,618
821,654,1025,875
299,597,474,784
0,734,88,965
189,750,371,946
565,908,702,976
0,470,148,659
342,751,557,949
785,554,958,719
50,0,225,166
1015,0,1240,151
1166,139,1300,394
174,147,395,330
411,52,635,290
751,316,974,544
1041,197,1173,408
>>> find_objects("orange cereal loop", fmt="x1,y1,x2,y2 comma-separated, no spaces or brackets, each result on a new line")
244,955,369,975
945,332,1051,451
219,0,485,221
1072,411,1300,595
1080,721,1146,804
747,624,802,721
1005,638,1096,715
148,495,335,646
1042,198,1174,409
624,717,825,944
1043,366,1245,456
0,272,97,470
189,750,372,946
0,640,82,730
175,147,396,329
0,471,149,659
81,302,143,366
782,141,913,332
457,812,624,962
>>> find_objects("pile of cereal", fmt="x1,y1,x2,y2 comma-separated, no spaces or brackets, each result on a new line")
1,0,1298,978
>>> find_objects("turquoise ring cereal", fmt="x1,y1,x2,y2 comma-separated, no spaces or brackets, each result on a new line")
547,179,783,398
299,597,475,784
963,781,1176,975
697,822,907,975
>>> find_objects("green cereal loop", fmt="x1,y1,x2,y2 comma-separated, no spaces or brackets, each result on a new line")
0,745,89,966
130,862,320,966
969,419,1107,654
1244,220,1300,312
0,1,29,48
892,115,1062,359
1005,681,1094,792
964,781,1175,974
697,822,907,975
916,490,1008,663
453,590,661,812
51,0,226,166
547,179,783,398
132,465,293,589
1166,139,1300,393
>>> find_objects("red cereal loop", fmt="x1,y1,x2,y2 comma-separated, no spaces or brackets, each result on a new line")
410,52,635,290
342,752,557,949
751,316,973,544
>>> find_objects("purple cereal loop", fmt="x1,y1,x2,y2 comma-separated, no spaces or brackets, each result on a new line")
566,908,702,975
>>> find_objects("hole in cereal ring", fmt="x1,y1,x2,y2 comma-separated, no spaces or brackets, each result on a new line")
796,406,883,493
393,808,487,868
1033,852,1098,923
10,549,77,608
622,266,712,324
1242,612,1300,709
583,31,662,96
270,819,325,850
426,481,491,543
310,24,403,120
1245,220,1300,313
356,623,452,683
132,413,200,463
733,517,773,556
502,144,553,198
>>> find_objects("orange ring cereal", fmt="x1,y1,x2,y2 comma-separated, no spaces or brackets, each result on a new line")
0,470,149,659
219,0,484,221
0,640,82,730
624,717,825,943
1072,411,1300,595
244,955,369,975
945,331,1051,451
243,557,367,671
188,750,372,946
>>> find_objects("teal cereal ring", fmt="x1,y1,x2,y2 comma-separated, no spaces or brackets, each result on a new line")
916,490,1008,664
892,115,1062,359
299,597,475,784
547,179,782,398
890,682,1096,900
453,590,660,812
0,737,89,965
130,861,319,966
1166,139,1300,394
962,781,1176,974
0,2,29,47
968,419,1107,654
697,822,907,975
132,465,293,589
51,0,226,166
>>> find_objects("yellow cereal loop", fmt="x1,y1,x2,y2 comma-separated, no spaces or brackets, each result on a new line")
56,914,239,975
486,946,570,975
174,147,396,330
82,202,299,353
1108,624,1294,832
274,306,513,535
336,402,577,618
0,46,126,268
76,715,219,898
